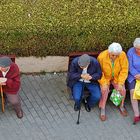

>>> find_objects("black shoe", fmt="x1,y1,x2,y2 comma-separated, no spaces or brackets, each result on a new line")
74,103,80,111
85,103,91,112
82,98,86,104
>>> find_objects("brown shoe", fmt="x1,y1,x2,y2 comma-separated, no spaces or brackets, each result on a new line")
119,108,127,117
16,109,23,119
100,114,107,121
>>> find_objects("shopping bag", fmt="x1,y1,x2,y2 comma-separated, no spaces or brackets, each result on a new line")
110,89,123,106
133,80,140,100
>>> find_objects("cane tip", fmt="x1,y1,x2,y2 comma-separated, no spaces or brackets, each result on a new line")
76,121,79,125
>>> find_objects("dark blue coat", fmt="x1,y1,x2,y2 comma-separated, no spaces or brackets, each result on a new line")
67,56,102,88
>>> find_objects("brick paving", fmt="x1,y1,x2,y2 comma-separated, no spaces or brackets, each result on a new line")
0,73,140,140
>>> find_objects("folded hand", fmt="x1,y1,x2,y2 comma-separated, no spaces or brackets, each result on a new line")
116,84,123,92
81,74,92,81
0,77,7,85
101,85,109,93
135,74,140,80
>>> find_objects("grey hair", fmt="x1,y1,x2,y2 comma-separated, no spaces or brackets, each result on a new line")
108,42,122,54
133,38,140,48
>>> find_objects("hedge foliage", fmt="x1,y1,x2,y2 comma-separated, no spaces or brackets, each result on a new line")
0,0,140,56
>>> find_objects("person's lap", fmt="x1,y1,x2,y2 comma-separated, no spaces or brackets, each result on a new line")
72,81,101,108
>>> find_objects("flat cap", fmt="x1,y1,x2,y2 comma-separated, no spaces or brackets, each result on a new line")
78,54,90,67
0,56,12,67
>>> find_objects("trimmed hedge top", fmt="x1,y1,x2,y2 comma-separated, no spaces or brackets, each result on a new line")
0,0,140,56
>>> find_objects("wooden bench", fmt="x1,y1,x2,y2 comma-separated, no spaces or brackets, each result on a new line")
0,55,16,112
67,52,129,99
67,52,130,124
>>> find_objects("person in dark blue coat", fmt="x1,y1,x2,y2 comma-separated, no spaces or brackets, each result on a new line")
67,54,102,112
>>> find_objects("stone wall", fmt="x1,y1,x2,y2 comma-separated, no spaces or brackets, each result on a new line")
16,56,69,73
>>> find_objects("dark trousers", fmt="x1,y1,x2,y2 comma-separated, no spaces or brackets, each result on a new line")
5,92,22,112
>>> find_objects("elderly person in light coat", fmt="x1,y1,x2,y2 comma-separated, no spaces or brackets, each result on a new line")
127,38,140,124
97,42,129,121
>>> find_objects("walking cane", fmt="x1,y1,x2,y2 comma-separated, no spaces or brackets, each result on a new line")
76,105,81,124
76,81,84,125
0,85,5,112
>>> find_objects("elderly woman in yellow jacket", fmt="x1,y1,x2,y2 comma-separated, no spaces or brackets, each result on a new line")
97,42,129,121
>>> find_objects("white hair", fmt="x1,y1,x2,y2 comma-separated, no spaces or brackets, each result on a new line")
133,38,140,48
108,42,122,54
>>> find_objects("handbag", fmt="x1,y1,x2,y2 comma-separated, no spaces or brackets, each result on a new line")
133,80,140,100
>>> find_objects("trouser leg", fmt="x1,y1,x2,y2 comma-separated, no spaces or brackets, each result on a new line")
6,93,21,109
72,82,83,108
86,83,101,108
130,89,139,117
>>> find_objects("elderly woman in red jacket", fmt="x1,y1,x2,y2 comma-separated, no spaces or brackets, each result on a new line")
0,56,23,119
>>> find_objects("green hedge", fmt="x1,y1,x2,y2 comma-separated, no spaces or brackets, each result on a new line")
0,0,140,56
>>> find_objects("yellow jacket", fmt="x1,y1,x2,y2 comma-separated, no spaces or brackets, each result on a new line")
97,50,128,86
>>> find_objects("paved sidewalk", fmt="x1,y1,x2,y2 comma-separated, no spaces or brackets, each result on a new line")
0,73,139,140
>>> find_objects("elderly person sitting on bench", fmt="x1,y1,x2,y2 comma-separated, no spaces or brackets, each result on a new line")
67,54,102,112
127,38,140,124
0,56,23,119
97,42,128,121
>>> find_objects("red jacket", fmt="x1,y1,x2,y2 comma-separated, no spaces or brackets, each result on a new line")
0,63,21,94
